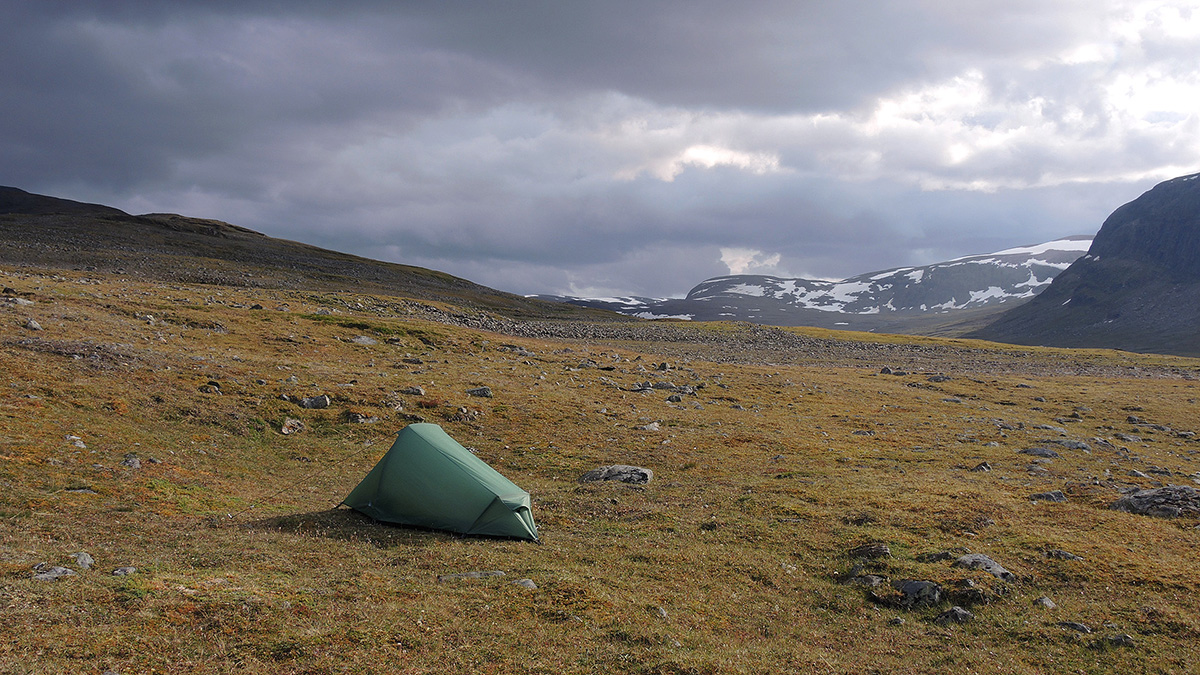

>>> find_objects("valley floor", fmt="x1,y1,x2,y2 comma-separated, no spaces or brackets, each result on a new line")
2,267,1199,674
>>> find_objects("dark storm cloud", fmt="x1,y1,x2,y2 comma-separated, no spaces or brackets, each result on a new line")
2,1,1197,297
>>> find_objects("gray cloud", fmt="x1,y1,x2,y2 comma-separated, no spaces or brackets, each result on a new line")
2,1,1197,298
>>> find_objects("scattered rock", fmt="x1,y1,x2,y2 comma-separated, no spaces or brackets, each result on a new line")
888,617,906,625
437,570,505,582
23,318,43,331
1034,596,1057,609
351,335,378,345
1058,621,1093,634
893,580,942,607
280,418,304,435
915,551,955,564
112,567,137,576
637,422,660,432
466,386,493,398
941,397,962,404
1044,550,1084,561
844,574,889,587
935,606,974,625
927,375,952,382
298,394,331,409
120,453,141,469
847,542,891,560
70,552,94,570
32,563,76,581
513,578,537,590
666,394,683,403
1111,485,1200,518
1030,490,1067,503
400,386,426,396
1128,470,1149,478
1018,447,1060,459
969,462,992,472
1104,633,1136,648
955,553,1016,582
579,465,653,484
1044,439,1091,452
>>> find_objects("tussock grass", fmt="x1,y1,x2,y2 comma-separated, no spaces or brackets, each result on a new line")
2,266,1199,673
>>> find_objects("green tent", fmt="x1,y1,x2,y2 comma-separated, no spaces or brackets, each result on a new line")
342,423,539,541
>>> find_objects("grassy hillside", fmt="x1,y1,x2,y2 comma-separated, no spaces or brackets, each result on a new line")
0,187,623,322
3,265,1200,674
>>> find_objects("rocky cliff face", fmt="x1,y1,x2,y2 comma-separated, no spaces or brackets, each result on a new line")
970,173,1200,356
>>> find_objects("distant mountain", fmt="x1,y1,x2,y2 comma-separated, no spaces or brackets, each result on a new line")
536,235,1092,334
0,186,621,321
971,172,1200,356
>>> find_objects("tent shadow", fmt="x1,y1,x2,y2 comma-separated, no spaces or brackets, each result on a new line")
243,507,459,549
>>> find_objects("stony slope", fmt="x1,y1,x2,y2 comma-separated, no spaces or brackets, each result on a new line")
972,173,1200,356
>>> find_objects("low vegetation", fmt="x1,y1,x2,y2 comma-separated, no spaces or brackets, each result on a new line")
2,266,1199,674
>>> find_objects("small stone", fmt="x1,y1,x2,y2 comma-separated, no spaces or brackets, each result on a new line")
888,617,905,625
1019,447,1060,459
23,318,43,330
579,465,653,484
893,580,942,607
1058,621,1093,634
120,453,141,470
281,418,304,435
32,564,76,581
847,542,891,559
1044,549,1084,561
1034,596,1057,609
666,394,683,403
400,386,426,396
70,552,94,569
1030,490,1068,503
955,553,1016,582
351,335,378,345
650,605,668,619
915,551,955,564
298,394,331,409
112,567,137,576
466,386,493,398
1106,633,1136,648
513,578,537,590
437,570,505,582
935,606,974,625
969,462,992,472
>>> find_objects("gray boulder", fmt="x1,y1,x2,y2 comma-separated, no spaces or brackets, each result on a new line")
466,386,493,398
935,606,974,625
893,580,942,607
70,552,94,570
32,564,76,581
578,465,653,484
298,394,331,409
1111,485,1200,518
954,553,1016,582
1030,490,1068,503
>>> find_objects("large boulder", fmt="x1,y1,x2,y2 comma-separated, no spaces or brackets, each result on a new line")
1111,486,1200,518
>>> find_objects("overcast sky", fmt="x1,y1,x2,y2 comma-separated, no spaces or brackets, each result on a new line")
3,1,1198,297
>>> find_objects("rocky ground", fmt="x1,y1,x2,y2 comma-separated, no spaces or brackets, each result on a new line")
3,266,1200,674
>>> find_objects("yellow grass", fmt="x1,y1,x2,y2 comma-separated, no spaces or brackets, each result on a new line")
2,266,1199,674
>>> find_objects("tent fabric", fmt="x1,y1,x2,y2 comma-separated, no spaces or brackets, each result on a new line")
342,423,539,541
